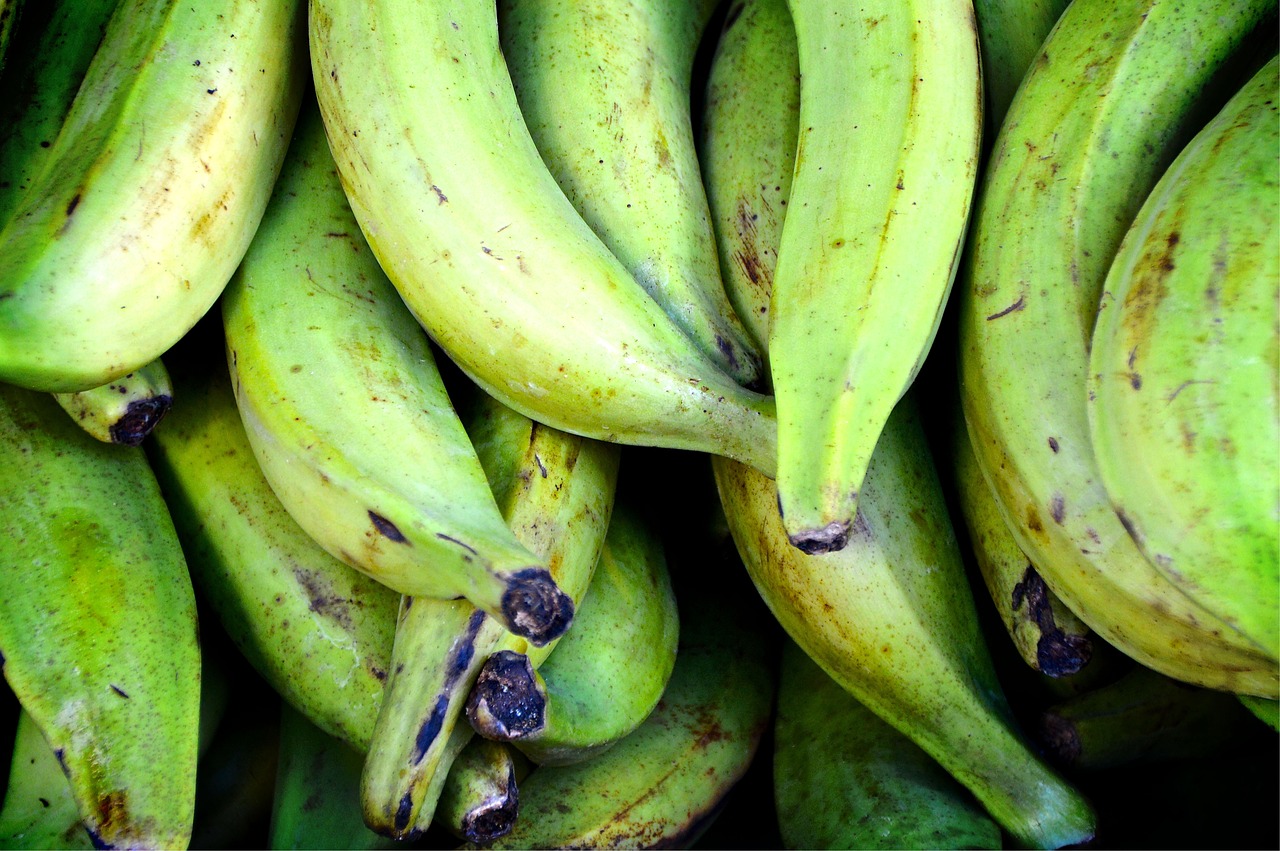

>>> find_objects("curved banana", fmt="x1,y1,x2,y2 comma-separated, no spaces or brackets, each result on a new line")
0,0,120,226
774,636,1002,850
0,383,201,849
0,0,307,392
1086,57,1280,659
146,347,399,752
1037,665,1255,772
268,702,396,851
308,0,778,477
435,737,529,846
472,567,775,850
956,0,1280,695
698,0,801,360
971,0,1070,134
499,0,764,389
53,357,172,446
767,0,983,554
466,501,680,766
359,389,619,839
222,99,573,645
952,402,1094,678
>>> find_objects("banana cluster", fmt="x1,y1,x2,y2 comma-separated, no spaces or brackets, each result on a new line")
0,0,1276,848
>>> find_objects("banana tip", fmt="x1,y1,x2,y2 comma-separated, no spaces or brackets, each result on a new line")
785,520,851,555
501,567,574,645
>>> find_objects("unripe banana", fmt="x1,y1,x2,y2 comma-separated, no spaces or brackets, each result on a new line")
465,501,679,767
435,737,530,846
1087,56,1280,659
698,0,801,359
774,636,1002,850
223,98,572,645
147,342,399,751
768,0,983,553
359,390,619,839
53,357,172,446
0,0,307,392
971,0,1070,134
956,0,1280,695
0,383,200,849
499,0,764,390
309,0,778,477
0,708,96,850
1238,695,1279,731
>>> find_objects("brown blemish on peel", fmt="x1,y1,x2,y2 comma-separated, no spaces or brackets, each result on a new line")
368,510,407,542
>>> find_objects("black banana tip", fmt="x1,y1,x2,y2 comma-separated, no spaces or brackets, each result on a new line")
786,520,851,555
466,650,546,741
501,567,574,646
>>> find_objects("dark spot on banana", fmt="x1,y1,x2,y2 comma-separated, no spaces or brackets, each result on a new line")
1114,507,1142,546
65,193,81,217
109,684,130,699
1014,567,1091,676
1050,493,1066,524
444,610,487,686
412,695,449,765
1025,506,1044,535
393,790,417,835
1048,436,1060,453
436,532,477,554
109,396,172,446
368,510,407,542
986,294,1025,320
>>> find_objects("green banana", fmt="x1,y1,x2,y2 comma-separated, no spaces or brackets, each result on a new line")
952,401,1094,678
53,357,173,446
713,406,1095,849
698,0,801,360
269,702,396,851
0,383,201,849
472,564,775,850
0,0,119,226
147,339,399,752
767,0,983,554
499,0,764,390
1238,694,1279,731
359,389,619,839
222,98,573,646
1037,665,1256,772
465,501,680,766
0,0,307,393
435,736,530,846
1086,56,1280,659
971,0,1071,134
774,636,1002,850
308,0,778,477
956,0,1280,695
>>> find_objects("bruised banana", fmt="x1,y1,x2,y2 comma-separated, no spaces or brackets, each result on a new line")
147,344,399,752
53,357,173,446
435,737,530,846
500,0,763,390
1086,57,1280,660
360,390,619,839
222,99,573,646
971,0,1070,134
957,0,1280,695
774,636,1002,851
466,501,680,766
0,383,200,849
698,0,801,359
767,0,983,554
473,565,775,851
0,0,307,392
309,0,778,477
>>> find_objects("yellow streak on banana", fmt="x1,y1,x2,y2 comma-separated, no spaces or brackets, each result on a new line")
500,0,763,390
1087,57,1280,659
223,101,571,644
308,0,778,477
957,0,1279,695
52,357,172,446
0,0,307,392
767,0,983,554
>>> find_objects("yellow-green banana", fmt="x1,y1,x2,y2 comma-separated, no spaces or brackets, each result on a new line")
359,389,619,839
435,736,530,846
53,357,172,446
698,0,800,360
1086,56,1280,660
0,0,307,392
308,0,778,477
774,636,1002,850
0,383,200,849
971,0,1070,134
471,564,775,850
222,98,574,646
499,0,764,390
465,501,679,766
767,0,983,554
956,0,1280,695
147,341,399,752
